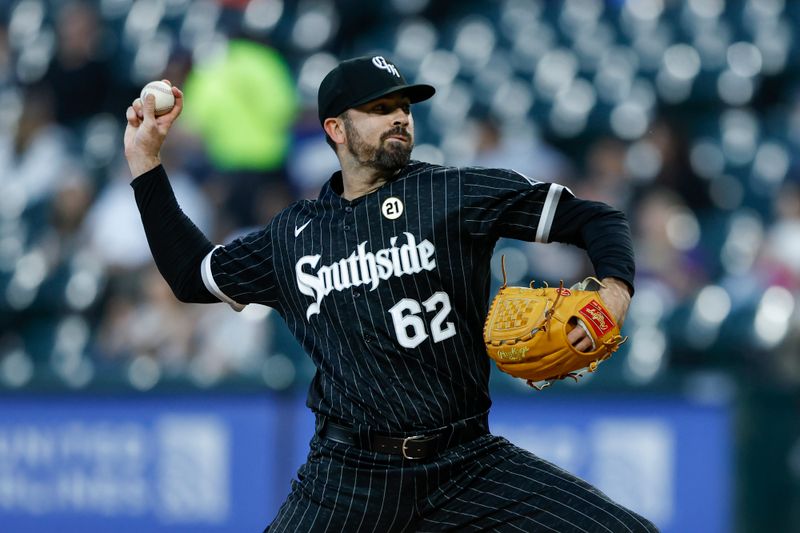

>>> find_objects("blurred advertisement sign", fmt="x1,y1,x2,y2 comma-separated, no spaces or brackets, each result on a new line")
0,395,280,532
490,394,732,533
0,392,730,533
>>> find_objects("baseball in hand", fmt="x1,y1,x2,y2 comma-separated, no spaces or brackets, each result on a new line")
140,80,175,116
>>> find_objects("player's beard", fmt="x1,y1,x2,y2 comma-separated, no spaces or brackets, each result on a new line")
343,115,413,172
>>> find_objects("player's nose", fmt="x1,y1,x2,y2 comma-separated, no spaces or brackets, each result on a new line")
390,108,410,126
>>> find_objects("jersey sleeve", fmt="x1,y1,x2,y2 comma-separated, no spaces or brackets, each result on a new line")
200,227,281,311
461,167,573,242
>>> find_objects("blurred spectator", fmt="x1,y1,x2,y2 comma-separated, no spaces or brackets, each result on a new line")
37,165,96,267
161,48,194,92
286,106,340,199
0,23,9,86
749,180,800,383
191,303,271,384
632,187,709,303
574,136,632,210
0,84,74,208
95,265,271,384
640,118,712,212
95,265,198,370
42,0,117,128
471,112,572,186
182,38,297,227
760,181,800,290
85,157,213,272
25,163,105,315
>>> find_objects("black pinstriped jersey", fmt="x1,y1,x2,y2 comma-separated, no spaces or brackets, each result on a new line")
200,160,570,432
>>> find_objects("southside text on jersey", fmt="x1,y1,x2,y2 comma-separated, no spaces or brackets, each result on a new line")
295,232,437,319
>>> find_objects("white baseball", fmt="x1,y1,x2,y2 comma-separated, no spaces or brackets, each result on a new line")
140,80,175,116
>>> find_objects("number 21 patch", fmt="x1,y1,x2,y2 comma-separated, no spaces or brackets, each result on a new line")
382,197,404,220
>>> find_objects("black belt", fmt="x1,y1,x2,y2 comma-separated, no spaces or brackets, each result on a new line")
318,413,489,460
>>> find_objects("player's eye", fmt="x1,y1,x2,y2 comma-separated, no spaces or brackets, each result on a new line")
371,102,410,114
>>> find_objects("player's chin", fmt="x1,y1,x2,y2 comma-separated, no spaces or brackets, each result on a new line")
375,144,412,169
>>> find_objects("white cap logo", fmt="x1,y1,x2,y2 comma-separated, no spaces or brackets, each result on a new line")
372,56,400,78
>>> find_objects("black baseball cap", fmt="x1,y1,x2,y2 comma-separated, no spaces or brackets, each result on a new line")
318,55,435,125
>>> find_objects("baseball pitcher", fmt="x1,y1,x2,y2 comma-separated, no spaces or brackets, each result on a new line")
124,56,658,532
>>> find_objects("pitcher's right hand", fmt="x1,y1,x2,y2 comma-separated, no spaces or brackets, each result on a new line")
123,79,183,178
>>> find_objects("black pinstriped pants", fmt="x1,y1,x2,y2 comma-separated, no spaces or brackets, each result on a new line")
265,427,659,532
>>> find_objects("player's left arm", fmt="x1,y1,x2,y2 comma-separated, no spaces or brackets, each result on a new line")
547,194,635,328
459,168,633,352
459,168,635,314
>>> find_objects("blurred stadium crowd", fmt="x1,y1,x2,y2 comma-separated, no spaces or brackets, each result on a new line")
0,0,799,394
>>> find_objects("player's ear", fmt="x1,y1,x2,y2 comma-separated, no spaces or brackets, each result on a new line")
324,117,346,145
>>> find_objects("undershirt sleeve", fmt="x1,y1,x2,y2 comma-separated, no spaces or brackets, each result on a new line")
130,165,218,303
548,195,636,294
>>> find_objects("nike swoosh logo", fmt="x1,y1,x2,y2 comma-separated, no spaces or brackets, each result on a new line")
294,220,312,237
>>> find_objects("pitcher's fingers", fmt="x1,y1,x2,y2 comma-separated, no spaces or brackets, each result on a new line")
567,327,584,345
171,85,183,113
574,337,593,352
141,93,156,122
568,327,593,352
132,98,144,119
126,106,141,127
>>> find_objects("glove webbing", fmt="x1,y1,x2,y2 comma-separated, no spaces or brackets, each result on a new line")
499,255,564,336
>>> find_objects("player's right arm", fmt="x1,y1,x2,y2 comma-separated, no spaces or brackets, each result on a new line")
124,83,281,311
124,80,181,177
123,82,218,304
